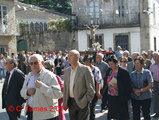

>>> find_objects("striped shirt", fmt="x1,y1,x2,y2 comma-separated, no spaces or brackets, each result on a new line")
150,63,159,82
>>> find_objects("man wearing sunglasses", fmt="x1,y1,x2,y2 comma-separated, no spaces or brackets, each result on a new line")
21,54,62,120
2,58,25,120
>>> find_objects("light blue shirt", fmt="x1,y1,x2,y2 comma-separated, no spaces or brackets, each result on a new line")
28,72,40,107
130,68,153,100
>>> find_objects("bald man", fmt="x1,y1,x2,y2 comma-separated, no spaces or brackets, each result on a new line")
63,50,95,120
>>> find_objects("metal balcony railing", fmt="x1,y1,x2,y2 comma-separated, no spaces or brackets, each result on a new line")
72,13,140,29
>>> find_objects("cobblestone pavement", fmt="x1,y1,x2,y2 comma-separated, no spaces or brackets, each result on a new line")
0,79,159,120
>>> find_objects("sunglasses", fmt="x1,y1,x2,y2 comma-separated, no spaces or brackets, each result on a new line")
30,61,40,66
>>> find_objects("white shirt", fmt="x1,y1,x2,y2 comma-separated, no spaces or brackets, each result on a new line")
8,68,16,85
27,72,41,107
69,65,78,98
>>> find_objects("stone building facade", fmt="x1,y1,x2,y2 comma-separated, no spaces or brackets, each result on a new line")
72,0,159,53
16,30,75,52
0,0,17,55
15,1,74,52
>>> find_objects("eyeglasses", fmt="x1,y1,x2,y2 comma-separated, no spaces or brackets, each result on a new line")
30,61,40,66
135,62,140,65
120,61,127,63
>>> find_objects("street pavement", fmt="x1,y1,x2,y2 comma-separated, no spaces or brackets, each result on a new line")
0,79,159,120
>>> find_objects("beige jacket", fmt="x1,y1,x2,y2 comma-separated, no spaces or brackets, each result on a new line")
20,68,62,120
63,63,95,109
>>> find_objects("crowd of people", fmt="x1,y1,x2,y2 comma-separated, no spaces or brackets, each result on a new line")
1,46,159,120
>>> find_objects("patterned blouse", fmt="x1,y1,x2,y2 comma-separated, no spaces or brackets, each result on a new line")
107,70,118,96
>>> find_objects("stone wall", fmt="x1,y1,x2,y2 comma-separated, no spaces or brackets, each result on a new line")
72,0,140,27
17,30,77,52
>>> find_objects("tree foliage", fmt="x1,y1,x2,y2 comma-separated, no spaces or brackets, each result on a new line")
18,0,72,15
48,18,72,32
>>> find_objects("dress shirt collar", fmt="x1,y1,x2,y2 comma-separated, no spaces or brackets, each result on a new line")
31,67,44,77
134,68,144,74
71,62,79,71
9,68,16,75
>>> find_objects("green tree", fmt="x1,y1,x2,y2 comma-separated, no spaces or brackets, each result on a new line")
48,18,72,32
18,0,72,15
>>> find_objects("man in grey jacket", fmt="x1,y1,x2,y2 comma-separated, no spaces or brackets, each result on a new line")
21,54,62,120
63,50,95,120
127,52,139,74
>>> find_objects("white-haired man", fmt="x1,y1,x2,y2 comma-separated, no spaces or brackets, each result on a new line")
95,53,109,112
21,54,62,120
115,46,123,59
63,50,95,120
123,50,132,62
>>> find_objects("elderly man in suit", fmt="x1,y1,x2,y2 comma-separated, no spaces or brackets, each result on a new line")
63,50,95,120
2,58,25,120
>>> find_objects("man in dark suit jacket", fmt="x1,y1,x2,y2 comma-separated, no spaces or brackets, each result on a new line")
2,58,25,120
54,54,62,76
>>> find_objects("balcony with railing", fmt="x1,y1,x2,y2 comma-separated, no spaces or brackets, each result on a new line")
72,12,140,29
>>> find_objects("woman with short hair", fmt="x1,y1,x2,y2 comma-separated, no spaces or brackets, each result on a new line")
120,56,128,69
106,55,131,120
130,56,153,120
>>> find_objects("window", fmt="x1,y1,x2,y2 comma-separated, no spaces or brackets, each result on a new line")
88,34,104,48
121,0,126,17
154,37,156,51
89,1,94,19
0,46,6,54
153,3,156,25
39,22,43,31
115,0,126,17
19,23,25,35
88,1,100,21
44,23,48,31
30,22,35,32
115,35,128,51
0,5,8,33
95,1,99,18
35,23,40,32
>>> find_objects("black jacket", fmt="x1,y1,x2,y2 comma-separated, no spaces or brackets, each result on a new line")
2,68,25,109
106,66,132,101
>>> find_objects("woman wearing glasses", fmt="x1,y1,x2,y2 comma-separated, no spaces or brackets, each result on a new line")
120,56,128,69
106,55,131,120
130,56,153,120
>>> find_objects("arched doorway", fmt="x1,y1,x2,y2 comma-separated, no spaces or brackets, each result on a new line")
17,40,28,52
